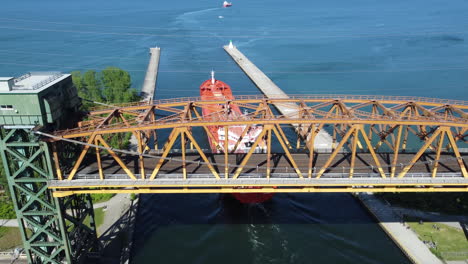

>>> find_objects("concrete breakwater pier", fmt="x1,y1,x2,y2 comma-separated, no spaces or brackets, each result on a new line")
141,47,161,102
223,43,333,150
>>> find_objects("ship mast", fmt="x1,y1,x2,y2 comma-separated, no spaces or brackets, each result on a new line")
211,70,215,85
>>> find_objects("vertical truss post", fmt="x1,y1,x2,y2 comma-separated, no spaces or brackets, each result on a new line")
95,138,104,180
349,129,358,178
181,131,187,179
307,127,317,178
224,126,229,179
137,132,146,179
51,143,62,180
266,127,272,179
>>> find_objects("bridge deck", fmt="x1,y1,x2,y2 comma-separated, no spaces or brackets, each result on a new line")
73,152,464,177
48,152,468,195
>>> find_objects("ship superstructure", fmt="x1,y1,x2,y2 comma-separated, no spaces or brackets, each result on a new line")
200,71,266,154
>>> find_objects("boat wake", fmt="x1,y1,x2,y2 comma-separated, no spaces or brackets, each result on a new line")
245,204,297,264
175,7,219,25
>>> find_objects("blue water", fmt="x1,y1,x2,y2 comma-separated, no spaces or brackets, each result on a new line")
1,0,467,263
1,0,467,100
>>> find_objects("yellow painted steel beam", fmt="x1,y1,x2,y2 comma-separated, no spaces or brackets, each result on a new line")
224,125,228,179
272,125,303,178
432,130,445,178
231,124,251,153
96,136,137,180
59,119,468,139
192,107,223,152
183,128,220,179
51,143,62,180
51,186,468,197
49,181,468,189
266,127,272,179
181,131,187,180
149,128,181,180
358,126,386,178
316,126,356,178
232,126,269,179
391,125,403,178
397,128,443,178
94,138,104,180
445,128,468,178
86,96,468,110
349,129,358,178
307,127,317,178
136,132,145,179
66,134,96,180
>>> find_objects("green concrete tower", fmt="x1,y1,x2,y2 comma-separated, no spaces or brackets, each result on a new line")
0,72,97,263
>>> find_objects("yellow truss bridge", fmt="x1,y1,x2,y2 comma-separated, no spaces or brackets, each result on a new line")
44,94,468,197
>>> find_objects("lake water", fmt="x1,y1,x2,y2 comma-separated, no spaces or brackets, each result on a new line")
1,0,467,263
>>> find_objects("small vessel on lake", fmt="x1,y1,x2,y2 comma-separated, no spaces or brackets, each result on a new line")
223,1,232,7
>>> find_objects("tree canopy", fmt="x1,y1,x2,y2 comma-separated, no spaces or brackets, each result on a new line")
71,67,139,107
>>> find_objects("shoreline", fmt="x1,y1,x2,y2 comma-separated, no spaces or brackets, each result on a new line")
355,193,443,264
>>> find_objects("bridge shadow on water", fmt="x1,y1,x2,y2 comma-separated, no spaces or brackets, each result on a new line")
126,193,417,264
90,192,468,264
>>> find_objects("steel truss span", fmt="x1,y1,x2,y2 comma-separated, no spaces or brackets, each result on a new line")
47,95,468,196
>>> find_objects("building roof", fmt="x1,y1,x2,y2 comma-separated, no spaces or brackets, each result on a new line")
0,72,70,94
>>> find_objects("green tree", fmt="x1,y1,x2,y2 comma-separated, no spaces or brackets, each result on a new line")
83,70,103,102
71,71,86,98
100,67,138,103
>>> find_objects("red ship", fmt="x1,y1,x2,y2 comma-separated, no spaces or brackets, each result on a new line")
200,72,273,203
200,71,265,154
223,1,232,7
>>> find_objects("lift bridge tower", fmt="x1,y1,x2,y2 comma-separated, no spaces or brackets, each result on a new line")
0,72,98,263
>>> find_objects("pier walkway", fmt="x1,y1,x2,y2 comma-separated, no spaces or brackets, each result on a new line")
140,47,161,102
223,44,333,150
357,193,443,264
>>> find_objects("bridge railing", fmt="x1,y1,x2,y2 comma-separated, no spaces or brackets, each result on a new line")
73,172,464,180
89,94,468,111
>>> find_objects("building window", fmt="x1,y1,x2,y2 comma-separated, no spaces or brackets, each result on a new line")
0,105,14,110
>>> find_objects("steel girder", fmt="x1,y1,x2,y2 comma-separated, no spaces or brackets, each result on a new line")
45,95,468,195
0,128,97,263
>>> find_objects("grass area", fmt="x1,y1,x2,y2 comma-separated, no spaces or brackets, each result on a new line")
0,227,23,251
0,195,16,219
83,207,105,231
94,208,105,228
91,193,115,204
405,217,468,261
